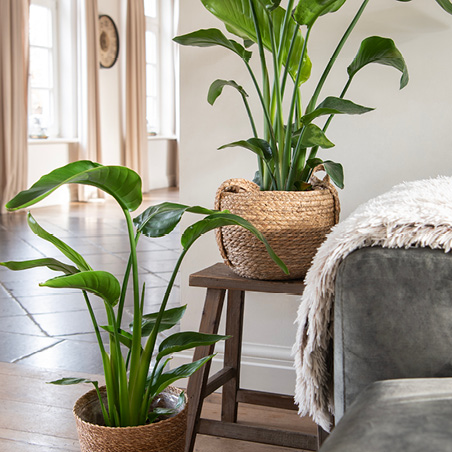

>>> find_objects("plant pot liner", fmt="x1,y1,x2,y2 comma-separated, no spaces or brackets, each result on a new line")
215,170,340,280
73,385,187,452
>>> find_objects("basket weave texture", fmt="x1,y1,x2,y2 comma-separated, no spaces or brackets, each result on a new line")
215,171,340,280
73,386,187,452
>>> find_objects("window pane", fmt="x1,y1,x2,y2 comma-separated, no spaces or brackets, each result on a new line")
145,31,157,64
30,89,51,135
146,64,157,97
29,47,52,88
144,0,156,18
146,97,157,133
29,4,52,47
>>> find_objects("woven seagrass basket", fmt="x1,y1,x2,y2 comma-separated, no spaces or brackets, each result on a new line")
215,169,340,280
73,386,187,452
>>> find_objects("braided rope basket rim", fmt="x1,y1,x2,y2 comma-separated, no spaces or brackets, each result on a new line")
73,385,187,452
214,167,340,280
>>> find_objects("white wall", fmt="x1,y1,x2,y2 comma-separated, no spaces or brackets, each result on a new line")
178,0,452,394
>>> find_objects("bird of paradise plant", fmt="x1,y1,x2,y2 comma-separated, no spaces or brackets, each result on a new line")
0,161,287,427
174,0,452,191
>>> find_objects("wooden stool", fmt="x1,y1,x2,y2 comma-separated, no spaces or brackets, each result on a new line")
186,263,326,452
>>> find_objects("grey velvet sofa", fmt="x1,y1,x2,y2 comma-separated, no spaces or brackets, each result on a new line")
322,246,452,450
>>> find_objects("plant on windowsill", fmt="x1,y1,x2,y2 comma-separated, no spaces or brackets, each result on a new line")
0,160,287,452
174,0,452,281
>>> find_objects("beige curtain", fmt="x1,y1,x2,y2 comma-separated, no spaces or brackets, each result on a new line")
125,0,148,190
77,0,102,200
0,0,29,214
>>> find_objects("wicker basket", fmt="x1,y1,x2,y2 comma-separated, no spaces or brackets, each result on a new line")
215,169,340,280
73,386,187,452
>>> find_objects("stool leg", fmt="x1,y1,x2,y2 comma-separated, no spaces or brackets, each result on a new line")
221,289,245,423
186,288,226,452
317,425,330,449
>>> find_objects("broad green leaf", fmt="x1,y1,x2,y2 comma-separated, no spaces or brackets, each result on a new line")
219,138,273,161
5,161,142,212
151,355,214,397
134,203,218,238
292,124,335,149
181,212,289,274
40,271,121,306
0,258,78,275
200,0,311,84
293,0,347,27
157,332,229,361
301,97,374,124
27,213,91,272
48,377,97,386
208,79,248,105
347,36,409,89
173,28,252,62
134,305,187,336
101,326,134,349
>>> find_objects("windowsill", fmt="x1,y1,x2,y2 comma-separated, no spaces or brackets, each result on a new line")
28,138,79,145
147,134,177,141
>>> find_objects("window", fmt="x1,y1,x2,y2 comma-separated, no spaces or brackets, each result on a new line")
144,0,159,135
28,0,58,138
144,0,176,137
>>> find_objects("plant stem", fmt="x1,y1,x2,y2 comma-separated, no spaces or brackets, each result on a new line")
306,0,371,114
131,249,188,425
282,25,311,187
124,211,142,397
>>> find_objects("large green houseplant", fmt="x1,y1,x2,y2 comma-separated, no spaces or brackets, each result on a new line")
174,0,452,191
174,0,452,281
0,161,287,451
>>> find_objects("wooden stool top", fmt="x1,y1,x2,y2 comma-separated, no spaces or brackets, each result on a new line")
189,263,305,295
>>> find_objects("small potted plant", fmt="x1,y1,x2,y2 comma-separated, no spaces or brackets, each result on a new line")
174,0,452,280
0,161,287,452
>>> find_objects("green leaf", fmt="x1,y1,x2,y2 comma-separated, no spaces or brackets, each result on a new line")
208,79,248,105
347,36,409,89
293,0,347,27
27,213,91,272
5,161,142,212
257,0,281,11
151,355,215,397
323,160,344,189
157,332,229,362
307,159,344,189
40,271,121,306
200,0,311,84
101,326,134,349
0,258,78,275
302,97,374,124
435,0,452,14
48,377,97,386
173,28,252,62
181,212,289,274
135,305,187,337
292,124,335,149
134,203,218,238
219,138,273,162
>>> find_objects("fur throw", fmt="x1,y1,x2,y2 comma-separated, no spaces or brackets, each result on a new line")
293,176,452,431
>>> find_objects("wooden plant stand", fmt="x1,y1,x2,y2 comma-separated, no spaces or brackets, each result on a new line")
186,263,326,452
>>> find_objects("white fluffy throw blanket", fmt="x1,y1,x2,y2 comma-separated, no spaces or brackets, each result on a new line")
293,176,452,432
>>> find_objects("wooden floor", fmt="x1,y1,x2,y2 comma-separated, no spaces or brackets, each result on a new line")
0,362,315,451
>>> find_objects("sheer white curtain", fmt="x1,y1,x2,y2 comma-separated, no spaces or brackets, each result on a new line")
0,0,29,213
77,0,102,200
125,0,148,190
